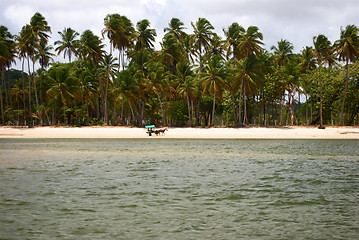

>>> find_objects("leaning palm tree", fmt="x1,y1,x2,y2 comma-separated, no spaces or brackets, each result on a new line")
54,27,79,63
334,24,359,125
313,34,331,129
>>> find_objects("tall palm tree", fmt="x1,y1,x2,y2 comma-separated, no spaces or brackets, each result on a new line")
35,40,54,124
334,24,359,125
135,19,157,72
271,39,294,125
0,26,15,124
235,25,264,125
21,12,51,126
201,55,226,126
313,34,331,129
299,46,316,125
189,18,214,72
54,28,79,63
102,14,135,70
79,30,105,122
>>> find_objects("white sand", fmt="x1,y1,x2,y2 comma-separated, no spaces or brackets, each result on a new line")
0,126,359,139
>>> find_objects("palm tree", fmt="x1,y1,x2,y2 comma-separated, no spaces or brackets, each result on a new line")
0,26,15,124
54,27,79,63
235,25,264,125
299,46,316,125
201,55,226,126
189,18,214,72
160,33,185,74
334,24,359,125
102,14,135,70
271,39,294,66
223,23,244,60
271,39,294,125
313,34,331,129
100,54,118,124
21,12,51,126
176,61,196,126
79,30,105,122
46,64,74,124
135,19,157,72
164,18,186,42
35,40,54,124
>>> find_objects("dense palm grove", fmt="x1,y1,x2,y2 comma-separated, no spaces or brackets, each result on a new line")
1,13,359,127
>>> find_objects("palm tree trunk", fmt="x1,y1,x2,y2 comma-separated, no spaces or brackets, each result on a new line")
212,90,216,126
33,61,43,125
22,58,26,124
319,66,324,128
238,80,244,126
243,84,248,125
0,67,4,124
186,94,192,126
94,64,104,122
340,60,349,125
27,56,32,126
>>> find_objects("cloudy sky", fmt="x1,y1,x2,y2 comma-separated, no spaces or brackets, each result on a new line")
1,0,358,63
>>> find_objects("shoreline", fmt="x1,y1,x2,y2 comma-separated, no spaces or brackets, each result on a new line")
1,126,359,139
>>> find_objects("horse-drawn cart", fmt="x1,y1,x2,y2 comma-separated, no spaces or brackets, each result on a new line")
145,125,168,136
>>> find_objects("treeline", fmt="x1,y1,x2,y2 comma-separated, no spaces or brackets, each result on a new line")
0,13,358,127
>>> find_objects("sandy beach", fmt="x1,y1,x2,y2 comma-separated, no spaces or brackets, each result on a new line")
0,126,359,139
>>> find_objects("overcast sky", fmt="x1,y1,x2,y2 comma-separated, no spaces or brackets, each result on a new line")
1,0,358,64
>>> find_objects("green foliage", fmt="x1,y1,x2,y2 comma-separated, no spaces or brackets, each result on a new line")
0,15,358,126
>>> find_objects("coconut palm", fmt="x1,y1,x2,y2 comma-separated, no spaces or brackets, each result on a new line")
334,24,359,125
176,61,196,126
55,28,79,63
235,25,264,125
79,30,105,121
271,39,294,66
313,34,331,129
160,33,185,74
189,18,214,72
135,19,157,72
0,26,15,124
21,12,51,126
35,40,54,124
201,55,226,126
223,23,244,60
299,46,317,125
102,14,135,70
164,18,186,43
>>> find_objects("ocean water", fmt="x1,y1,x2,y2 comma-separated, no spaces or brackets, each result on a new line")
0,139,358,239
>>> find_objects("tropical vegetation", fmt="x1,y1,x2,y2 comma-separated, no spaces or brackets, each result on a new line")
0,13,358,127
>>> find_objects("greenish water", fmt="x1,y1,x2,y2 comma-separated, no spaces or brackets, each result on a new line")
0,139,358,239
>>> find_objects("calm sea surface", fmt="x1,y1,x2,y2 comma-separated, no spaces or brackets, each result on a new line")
0,139,358,239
